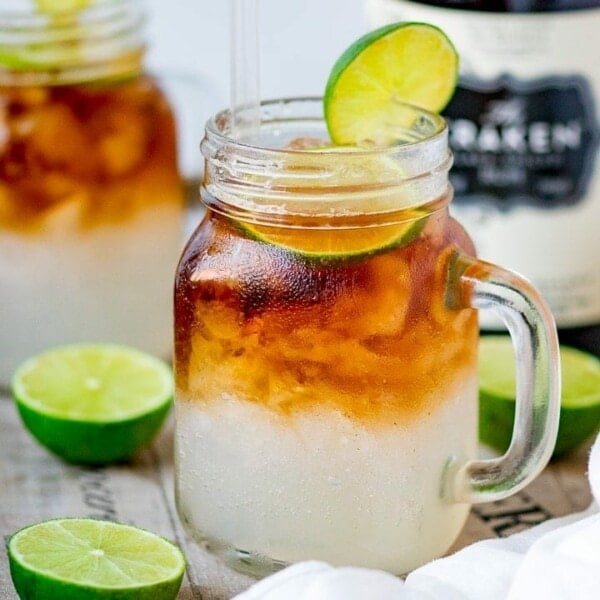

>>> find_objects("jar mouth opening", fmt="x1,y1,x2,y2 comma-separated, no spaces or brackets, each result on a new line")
205,96,448,158
202,97,452,223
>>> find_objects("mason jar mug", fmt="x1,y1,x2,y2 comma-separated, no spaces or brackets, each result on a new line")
174,98,560,577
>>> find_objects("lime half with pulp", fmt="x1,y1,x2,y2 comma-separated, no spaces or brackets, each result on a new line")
479,335,600,458
8,518,185,600
324,22,458,145
12,344,173,465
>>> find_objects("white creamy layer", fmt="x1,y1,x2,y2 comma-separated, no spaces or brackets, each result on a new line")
0,203,182,385
175,381,478,574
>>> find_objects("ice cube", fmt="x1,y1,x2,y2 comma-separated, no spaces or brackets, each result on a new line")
28,104,92,176
284,137,331,151
96,109,148,177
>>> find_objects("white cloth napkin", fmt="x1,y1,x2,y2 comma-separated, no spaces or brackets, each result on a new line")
235,434,600,599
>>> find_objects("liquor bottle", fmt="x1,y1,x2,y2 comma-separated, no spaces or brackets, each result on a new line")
367,0,600,356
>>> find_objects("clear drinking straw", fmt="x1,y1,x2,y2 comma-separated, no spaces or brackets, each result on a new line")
231,0,261,141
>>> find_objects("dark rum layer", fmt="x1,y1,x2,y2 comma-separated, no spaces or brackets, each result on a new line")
0,76,182,233
175,206,479,422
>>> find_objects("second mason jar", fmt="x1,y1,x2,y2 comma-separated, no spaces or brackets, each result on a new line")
174,98,559,577
0,0,184,384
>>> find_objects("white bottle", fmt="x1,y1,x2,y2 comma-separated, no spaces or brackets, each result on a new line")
367,0,600,355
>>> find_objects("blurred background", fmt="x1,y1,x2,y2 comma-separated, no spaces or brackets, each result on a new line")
146,0,367,110
144,0,369,181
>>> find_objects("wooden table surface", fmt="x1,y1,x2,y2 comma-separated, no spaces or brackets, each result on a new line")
0,394,594,599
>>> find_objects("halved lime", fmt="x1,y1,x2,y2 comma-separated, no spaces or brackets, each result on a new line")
324,22,458,146
479,335,600,458
12,344,173,465
241,210,427,261
8,518,185,600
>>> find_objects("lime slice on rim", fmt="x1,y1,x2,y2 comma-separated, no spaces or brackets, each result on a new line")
8,518,185,600
479,335,600,458
0,1,90,70
12,344,173,465
324,22,458,146
241,209,427,261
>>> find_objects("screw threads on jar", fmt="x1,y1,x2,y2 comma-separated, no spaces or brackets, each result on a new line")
0,0,145,85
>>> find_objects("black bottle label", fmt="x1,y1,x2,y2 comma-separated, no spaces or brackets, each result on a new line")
444,75,600,211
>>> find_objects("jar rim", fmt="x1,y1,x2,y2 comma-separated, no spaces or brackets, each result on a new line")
204,96,448,158
201,97,453,224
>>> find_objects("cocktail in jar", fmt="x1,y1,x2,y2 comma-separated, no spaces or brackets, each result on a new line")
174,25,559,576
0,0,184,384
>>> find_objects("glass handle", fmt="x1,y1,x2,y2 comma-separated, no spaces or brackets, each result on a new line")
446,253,561,504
